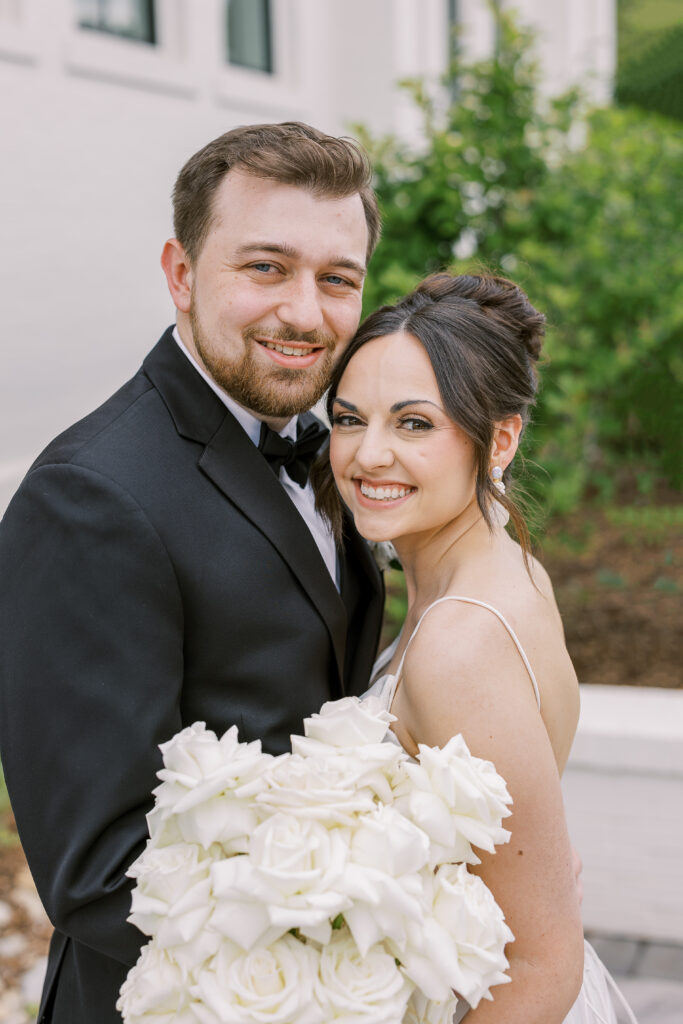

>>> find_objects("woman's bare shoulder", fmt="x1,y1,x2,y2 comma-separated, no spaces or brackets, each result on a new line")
401,546,580,768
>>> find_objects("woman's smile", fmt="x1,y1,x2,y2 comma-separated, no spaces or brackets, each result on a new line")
354,479,418,506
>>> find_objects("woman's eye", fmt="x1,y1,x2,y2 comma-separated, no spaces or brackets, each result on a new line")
400,417,433,432
331,413,363,428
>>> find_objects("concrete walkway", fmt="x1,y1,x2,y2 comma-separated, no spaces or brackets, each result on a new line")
588,933,683,1023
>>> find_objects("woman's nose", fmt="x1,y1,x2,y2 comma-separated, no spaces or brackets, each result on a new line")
354,424,395,470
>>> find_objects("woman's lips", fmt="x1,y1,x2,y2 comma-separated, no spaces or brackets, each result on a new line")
353,479,417,507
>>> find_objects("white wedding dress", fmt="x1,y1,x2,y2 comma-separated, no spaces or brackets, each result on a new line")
363,595,638,1024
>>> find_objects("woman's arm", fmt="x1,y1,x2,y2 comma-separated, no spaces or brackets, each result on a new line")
393,602,584,1024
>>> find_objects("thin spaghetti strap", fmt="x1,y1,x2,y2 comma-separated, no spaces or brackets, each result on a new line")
394,595,541,710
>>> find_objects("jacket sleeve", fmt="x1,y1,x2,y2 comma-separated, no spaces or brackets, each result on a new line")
0,462,184,966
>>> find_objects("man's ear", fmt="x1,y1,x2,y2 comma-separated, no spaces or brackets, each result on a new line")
161,239,193,313
492,414,523,468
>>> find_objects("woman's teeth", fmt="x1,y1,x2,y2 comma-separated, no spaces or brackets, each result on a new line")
360,482,414,501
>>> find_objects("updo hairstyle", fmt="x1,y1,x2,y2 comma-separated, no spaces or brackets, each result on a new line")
313,272,545,555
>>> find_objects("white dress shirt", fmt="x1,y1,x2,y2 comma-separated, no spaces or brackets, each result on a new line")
173,328,339,588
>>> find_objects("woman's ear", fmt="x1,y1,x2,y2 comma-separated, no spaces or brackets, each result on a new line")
492,414,523,468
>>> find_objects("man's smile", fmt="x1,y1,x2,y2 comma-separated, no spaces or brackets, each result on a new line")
254,336,327,368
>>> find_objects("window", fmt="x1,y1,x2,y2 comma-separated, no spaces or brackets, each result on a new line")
75,0,156,45
226,0,272,74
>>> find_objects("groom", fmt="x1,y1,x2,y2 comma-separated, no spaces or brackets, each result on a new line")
0,123,384,1022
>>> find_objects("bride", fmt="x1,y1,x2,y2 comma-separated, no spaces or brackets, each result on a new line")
313,272,637,1023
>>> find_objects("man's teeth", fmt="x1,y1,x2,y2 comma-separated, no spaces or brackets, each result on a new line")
360,483,414,501
262,341,314,356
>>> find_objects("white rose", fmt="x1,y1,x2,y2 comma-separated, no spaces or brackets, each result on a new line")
403,988,460,1024
209,814,352,949
256,753,376,825
302,695,395,746
152,723,273,850
192,934,324,1024
315,927,412,1024
117,940,197,1023
351,804,430,877
127,843,217,951
396,863,512,1005
430,862,513,1008
337,808,430,956
400,734,512,866
291,734,405,805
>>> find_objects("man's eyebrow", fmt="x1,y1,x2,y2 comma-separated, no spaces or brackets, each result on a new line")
234,242,299,261
331,257,367,279
234,243,366,279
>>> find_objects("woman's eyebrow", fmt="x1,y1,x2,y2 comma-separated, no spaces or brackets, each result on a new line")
390,400,442,412
333,398,444,413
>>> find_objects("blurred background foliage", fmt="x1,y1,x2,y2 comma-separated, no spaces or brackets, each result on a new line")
616,0,683,120
354,7,683,524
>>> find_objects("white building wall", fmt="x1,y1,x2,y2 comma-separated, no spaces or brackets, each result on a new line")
0,0,615,511
563,686,683,943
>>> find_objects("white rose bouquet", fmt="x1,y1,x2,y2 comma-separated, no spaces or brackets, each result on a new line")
118,697,514,1024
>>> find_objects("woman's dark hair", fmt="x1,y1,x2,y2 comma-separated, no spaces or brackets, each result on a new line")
313,272,545,559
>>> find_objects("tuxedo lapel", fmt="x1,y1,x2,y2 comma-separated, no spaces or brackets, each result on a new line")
143,330,349,688
339,516,385,693
198,420,348,685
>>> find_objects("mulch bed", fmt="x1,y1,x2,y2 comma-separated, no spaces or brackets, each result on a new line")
381,502,682,690
539,506,682,688
0,818,51,999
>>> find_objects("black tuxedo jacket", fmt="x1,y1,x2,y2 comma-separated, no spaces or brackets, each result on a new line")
0,329,384,1023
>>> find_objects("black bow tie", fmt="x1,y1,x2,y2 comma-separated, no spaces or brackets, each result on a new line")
257,419,329,488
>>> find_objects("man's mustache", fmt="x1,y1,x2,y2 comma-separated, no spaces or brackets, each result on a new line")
242,325,337,351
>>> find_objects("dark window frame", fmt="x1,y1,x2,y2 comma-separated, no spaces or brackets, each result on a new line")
76,0,156,45
226,0,273,76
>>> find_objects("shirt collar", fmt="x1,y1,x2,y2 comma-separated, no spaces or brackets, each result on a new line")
172,326,296,443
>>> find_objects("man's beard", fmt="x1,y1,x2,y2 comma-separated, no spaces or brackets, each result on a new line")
190,300,337,418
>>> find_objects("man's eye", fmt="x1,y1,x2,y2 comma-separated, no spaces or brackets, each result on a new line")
324,275,354,287
400,417,433,432
250,262,277,273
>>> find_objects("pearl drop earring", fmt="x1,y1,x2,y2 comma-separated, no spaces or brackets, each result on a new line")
491,464,505,495
489,465,510,527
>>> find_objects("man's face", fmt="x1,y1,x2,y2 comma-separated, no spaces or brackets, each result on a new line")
182,170,369,422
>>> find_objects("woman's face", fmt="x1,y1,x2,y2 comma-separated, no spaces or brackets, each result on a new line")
330,331,479,544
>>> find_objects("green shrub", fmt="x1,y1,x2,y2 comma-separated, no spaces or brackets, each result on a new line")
358,10,683,520
616,0,683,122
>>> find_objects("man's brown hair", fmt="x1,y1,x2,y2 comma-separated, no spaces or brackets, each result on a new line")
172,121,381,265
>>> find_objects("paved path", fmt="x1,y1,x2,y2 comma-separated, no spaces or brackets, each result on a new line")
614,975,683,1023
588,933,683,1023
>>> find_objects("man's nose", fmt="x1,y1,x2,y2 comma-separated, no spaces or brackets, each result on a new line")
275,275,324,335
